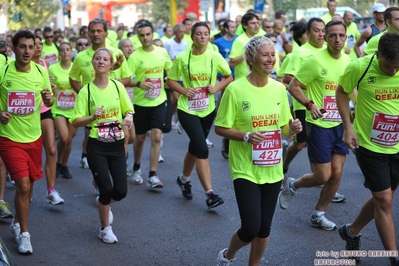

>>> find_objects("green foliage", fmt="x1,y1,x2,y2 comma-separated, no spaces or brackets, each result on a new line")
136,0,188,24
4,0,60,30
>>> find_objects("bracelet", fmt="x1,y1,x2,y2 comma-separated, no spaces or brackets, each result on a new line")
304,100,314,111
289,128,296,136
126,111,134,116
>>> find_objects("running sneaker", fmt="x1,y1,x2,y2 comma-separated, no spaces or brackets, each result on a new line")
99,226,118,244
206,192,224,209
10,220,21,243
175,121,184,134
217,248,235,266
80,157,89,169
60,166,73,179
176,176,193,200
158,154,164,163
147,175,163,188
95,197,113,225
17,232,33,254
6,172,15,188
92,179,100,195
0,201,13,218
311,214,337,231
206,138,214,148
278,177,296,209
131,169,143,185
46,190,65,205
331,192,346,203
338,224,362,261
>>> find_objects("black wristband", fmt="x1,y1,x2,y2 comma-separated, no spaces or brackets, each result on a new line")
136,81,141,87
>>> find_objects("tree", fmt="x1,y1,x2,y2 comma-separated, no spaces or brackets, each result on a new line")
136,0,188,25
1,0,59,30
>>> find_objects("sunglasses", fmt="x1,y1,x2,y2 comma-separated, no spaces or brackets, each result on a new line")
77,43,89,46
264,26,272,28
44,36,54,39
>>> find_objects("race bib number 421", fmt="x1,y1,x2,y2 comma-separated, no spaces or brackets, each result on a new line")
252,130,282,166
7,92,36,116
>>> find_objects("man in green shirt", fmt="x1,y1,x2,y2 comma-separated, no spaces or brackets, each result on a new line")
41,27,59,66
321,0,336,24
343,11,360,60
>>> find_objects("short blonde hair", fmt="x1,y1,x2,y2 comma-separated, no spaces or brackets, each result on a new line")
243,36,274,71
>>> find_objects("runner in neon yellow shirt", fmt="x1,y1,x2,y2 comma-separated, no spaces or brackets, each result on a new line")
343,11,360,60
0,31,54,255
230,13,260,79
335,32,399,265
321,0,336,24
127,21,172,188
41,27,59,65
167,22,233,208
280,20,351,231
70,48,134,244
49,42,77,183
215,36,302,265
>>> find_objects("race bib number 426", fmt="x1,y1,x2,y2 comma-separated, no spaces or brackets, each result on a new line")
252,130,282,166
7,92,36,116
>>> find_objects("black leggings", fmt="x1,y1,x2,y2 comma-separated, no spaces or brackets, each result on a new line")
234,178,281,243
162,89,173,133
87,138,127,205
177,109,215,159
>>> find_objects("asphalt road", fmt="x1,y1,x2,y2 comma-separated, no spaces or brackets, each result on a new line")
0,126,398,266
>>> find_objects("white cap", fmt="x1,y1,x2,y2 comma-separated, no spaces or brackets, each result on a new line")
372,3,386,13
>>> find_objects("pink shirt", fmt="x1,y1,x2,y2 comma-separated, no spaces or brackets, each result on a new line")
39,59,50,114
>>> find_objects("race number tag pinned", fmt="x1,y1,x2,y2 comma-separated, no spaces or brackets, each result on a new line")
7,92,36,116
97,120,124,142
322,95,341,122
145,78,162,99
57,92,76,109
252,130,282,166
188,87,209,111
370,112,399,146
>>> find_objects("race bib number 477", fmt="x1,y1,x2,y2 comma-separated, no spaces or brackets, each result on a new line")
7,92,36,116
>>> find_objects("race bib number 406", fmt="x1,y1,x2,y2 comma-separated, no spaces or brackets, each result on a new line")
188,87,209,111
7,92,36,116
252,130,282,166
370,112,399,146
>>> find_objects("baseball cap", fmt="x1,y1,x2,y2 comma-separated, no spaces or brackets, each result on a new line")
372,3,386,13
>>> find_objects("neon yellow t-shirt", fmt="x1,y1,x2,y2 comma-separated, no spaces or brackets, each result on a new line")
363,31,385,56
339,54,399,154
277,53,291,78
70,79,134,139
295,48,351,128
183,34,193,47
215,76,292,184
285,42,325,111
168,49,231,117
127,46,172,107
41,42,59,66
161,35,171,44
69,46,131,87
321,13,333,24
229,33,251,79
49,62,75,118
345,22,361,60
0,61,50,142
0,55,14,66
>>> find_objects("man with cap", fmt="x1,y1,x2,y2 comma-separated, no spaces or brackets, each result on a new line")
354,3,386,57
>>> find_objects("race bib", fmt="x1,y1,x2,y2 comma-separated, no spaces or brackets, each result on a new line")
126,86,134,103
44,54,57,66
252,130,283,166
370,112,399,147
322,95,341,122
97,120,124,142
7,92,36,116
144,78,162,99
57,92,76,109
188,87,209,111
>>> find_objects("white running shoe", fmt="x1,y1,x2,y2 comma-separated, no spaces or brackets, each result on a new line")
10,220,20,243
206,138,214,148
175,121,184,134
99,226,118,244
278,177,297,209
92,179,100,195
80,157,89,169
17,232,33,254
158,154,164,163
217,248,235,266
131,169,143,185
311,214,337,231
46,190,65,205
147,175,163,188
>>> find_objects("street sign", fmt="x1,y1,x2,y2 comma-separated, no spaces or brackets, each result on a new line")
200,0,210,12
61,0,70,5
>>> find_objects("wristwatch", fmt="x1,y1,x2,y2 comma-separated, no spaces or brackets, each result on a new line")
244,132,250,143
136,81,141,88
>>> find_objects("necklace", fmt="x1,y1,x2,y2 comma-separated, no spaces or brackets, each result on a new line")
15,64,31,73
